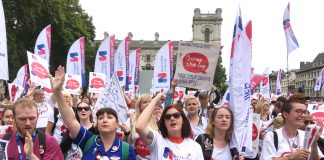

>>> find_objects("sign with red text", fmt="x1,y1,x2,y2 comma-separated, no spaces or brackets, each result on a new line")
173,86,186,102
63,74,81,95
175,42,220,90
88,72,105,93
27,51,51,88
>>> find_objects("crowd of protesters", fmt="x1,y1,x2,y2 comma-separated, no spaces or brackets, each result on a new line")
0,66,323,160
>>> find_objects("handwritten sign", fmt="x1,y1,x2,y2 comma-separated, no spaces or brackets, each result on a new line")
94,73,128,123
174,42,220,90
88,72,105,93
27,51,51,89
63,74,81,95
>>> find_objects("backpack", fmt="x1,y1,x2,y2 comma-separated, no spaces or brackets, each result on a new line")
198,134,236,159
83,135,129,160
3,130,46,159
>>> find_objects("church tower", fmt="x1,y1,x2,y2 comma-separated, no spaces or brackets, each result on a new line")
192,8,222,45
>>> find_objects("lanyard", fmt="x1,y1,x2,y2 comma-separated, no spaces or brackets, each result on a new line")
16,131,37,160
282,128,299,152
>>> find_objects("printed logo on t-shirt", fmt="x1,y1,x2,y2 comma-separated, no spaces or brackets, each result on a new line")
163,147,173,159
162,147,193,160
134,137,150,157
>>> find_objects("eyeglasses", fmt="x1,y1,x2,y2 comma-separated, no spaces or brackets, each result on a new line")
77,107,91,112
187,103,197,106
163,112,181,120
292,109,308,115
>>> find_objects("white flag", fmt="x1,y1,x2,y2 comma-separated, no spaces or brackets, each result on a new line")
276,69,282,95
114,36,130,88
34,24,51,63
0,0,8,80
314,68,324,91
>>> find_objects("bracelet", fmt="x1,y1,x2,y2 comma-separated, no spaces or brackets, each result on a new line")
124,130,131,136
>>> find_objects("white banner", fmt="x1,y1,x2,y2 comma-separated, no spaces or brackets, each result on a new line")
94,73,128,123
63,74,82,95
27,51,51,88
12,64,28,88
260,67,270,100
88,72,105,94
34,24,51,63
0,0,8,80
114,36,129,87
94,35,115,82
276,69,282,95
175,42,220,91
66,37,86,87
128,48,140,95
153,41,174,92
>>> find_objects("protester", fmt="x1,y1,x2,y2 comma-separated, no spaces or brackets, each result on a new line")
195,106,244,160
197,90,212,118
272,96,287,130
261,93,323,160
52,66,135,159
136,93,203,159
32,89,54,133
0,98,63,159
184,96,207,138
130,93,157,159
0,106,15,134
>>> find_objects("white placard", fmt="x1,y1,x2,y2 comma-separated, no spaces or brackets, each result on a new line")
88,72,105,93
63,74,82,95
27,51,51,88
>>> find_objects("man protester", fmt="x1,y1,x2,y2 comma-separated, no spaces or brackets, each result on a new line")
1,98,63,159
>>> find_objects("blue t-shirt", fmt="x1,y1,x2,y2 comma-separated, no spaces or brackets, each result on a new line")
73,126,136,160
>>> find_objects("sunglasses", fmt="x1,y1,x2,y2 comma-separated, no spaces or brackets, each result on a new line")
77,107,91,112
163,112,181,120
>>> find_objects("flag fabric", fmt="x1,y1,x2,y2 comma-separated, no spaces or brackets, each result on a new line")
283,2,299,55
114,36,130,89
229,7,253,156
0,0,8,80
12,64,28,88
66,37,86,87
250,74,267,90
314,68,324,91
34,24,51,64
260,67,270,100
221,88,230,106
94,35,115,82
153,41,174,92
128,48,140,95
276,69,282,95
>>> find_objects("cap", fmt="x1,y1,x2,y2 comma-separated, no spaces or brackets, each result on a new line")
288,93,310,102
198,90,209,97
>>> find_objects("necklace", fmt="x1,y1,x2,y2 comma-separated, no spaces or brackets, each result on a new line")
282,128,299,150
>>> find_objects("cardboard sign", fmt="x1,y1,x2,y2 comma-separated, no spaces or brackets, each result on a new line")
27,51,51,88
63,74,82,95
88,72,105,93
174,42,220,90
94,73,128,123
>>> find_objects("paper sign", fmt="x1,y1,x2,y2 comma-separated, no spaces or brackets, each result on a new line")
94,73,128,123
174,42,220,90
27,51,51,88
252,113,260,154
63,74,82,95
88,72,105,93
174,86,185,102
0,139,8,160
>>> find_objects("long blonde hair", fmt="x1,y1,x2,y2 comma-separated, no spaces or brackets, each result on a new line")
132,94,158,132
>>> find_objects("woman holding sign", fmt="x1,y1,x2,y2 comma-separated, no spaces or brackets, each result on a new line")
136,93,203,159
51,66,136,160
261,93,323,160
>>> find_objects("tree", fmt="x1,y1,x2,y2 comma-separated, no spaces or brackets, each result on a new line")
3,0,95,80
213,52,227,94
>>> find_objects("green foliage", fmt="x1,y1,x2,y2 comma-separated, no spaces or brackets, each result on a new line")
2,0,95,81
213,52,227,94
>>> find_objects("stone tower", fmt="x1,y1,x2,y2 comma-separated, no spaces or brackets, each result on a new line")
192,8,222,45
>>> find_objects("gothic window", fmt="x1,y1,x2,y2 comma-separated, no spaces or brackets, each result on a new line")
204,28,210,43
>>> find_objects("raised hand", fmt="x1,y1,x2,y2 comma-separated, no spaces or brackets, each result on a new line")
24,131,36,159
50,65,65,93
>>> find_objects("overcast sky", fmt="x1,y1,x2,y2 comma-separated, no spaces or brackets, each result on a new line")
79,0,324,77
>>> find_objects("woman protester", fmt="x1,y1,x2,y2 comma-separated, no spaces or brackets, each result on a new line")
184,96,208,138
51,66,135,160
195,106,244,160
261,93,323,160
130,94,158,159
0,107,15,134
135,93,203,159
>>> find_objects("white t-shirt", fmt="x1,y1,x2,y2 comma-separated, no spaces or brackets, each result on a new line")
131,132,151,160
261,128,323,160
53,114,68,144
148,130,203,160
190,117,208,138
211,143,232,159
36,101,54,129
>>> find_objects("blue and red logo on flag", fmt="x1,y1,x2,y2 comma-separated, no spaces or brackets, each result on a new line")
37,44,46,55
157,72,167,83
98,51,107,61
69,52,78,62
